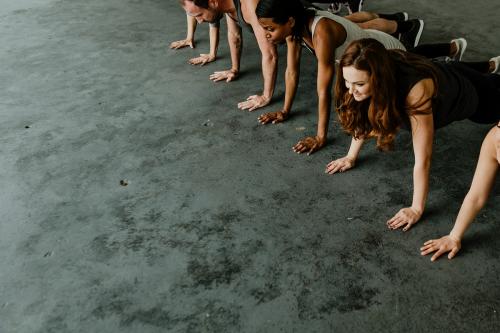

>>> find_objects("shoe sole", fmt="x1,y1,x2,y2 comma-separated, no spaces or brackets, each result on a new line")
453,38,467,61
413,19,424,48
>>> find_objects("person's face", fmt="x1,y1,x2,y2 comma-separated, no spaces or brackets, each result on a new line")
342,66,372,102
495,122,500,164
183,0,220,24
258,17,294,44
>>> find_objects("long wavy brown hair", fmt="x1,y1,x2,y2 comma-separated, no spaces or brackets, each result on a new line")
335,38,438,150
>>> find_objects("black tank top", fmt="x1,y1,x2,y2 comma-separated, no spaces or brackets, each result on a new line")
395,57,478,130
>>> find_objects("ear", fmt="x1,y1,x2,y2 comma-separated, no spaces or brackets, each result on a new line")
288,17,295,28
208,0,218,9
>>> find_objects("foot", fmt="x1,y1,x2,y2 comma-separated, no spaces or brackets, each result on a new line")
345,0,364,14
490,56,500,74
393,12,409,23
390,12,409,39
328,1,342,13
450,38,467,61
400,19,424,49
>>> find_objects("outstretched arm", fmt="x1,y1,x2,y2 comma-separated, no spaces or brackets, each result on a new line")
209,14,241,82
388,79,434,231
170,14,197,49
293,22,338,154
325,136,365,174
189,23,220,66
421,126,499,261
258,37,301,124
237,2,278,111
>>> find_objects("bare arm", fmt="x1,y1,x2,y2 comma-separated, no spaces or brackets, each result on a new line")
170,14,196,49
258,36,301,124
237,0,278,111
293,20,341,154
421,126,499,261
209,14,242,82
189,23,220,66
388,78,434,231
325,137,365,174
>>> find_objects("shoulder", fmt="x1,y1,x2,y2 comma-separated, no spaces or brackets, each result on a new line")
313,16,345,50
406,78,435,111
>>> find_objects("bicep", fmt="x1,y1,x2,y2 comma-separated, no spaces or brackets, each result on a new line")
225,14,241,37
286,37,301,69
409,113,434,165
316,51,336,94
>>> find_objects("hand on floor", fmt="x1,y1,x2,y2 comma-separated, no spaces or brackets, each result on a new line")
421,235,461,261
189,53,216,66
293,136,325,155
170,39,194,49
238,94,270,111
258,110,288,124
387,207,421,231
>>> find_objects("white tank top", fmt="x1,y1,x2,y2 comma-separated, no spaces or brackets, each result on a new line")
310,10,406,60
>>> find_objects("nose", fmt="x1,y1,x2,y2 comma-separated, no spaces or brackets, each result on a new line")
347,83,354,95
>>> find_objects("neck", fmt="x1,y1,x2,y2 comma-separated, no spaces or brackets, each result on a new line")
217,0,235,13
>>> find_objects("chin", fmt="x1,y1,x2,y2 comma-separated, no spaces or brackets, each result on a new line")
353,95,369,102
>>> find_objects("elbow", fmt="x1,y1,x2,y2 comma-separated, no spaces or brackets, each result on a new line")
262,50,278,64
464,192,489,211
228,32,242,48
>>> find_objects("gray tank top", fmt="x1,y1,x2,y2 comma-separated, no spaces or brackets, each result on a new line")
310,10,405,60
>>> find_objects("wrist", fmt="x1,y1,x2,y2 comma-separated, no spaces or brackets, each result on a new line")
230,68,239,74
315,135,327,145
410,206,423,216
448,233,462,242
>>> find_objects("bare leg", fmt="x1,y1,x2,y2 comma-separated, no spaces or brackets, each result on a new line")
345,11,379,23
356,18,397,34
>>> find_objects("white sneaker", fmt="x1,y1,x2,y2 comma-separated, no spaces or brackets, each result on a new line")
489,56,500,74
450,38,467,61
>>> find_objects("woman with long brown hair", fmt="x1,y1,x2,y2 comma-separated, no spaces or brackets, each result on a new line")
325,38,500,231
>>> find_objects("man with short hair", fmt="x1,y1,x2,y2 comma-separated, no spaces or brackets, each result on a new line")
180,0,278,111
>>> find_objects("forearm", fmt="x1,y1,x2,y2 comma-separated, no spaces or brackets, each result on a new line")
261,50,278,99
186,15,197,40
282,67,299,113
209,26,219,57
411,163,430,214
449,194,487,241
347,137,364,160
227,27,242,72
316,90,331,141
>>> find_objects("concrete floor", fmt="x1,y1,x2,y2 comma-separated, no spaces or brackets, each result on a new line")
1,0,499,332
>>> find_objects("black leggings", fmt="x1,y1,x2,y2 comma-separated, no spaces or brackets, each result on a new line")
450,62,500,123
411,44,491,73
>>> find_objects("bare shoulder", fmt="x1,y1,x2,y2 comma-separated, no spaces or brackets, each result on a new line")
313,18,345,50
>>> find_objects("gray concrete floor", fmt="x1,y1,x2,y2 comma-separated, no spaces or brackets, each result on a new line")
1,0,499,332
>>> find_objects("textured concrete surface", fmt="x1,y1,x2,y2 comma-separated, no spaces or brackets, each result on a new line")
0,0,499,332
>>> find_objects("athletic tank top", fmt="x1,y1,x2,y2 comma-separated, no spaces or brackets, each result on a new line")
309,10,405,60
394,57,478,129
